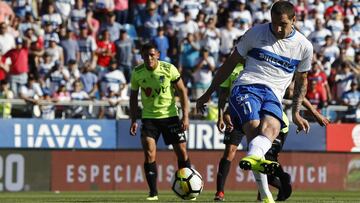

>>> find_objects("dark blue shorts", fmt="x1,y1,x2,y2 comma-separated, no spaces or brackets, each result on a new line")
228,84,285,131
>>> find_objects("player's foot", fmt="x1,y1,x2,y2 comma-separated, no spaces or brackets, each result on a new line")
277,172,292,201
146,195,158,201
214,191,225,201
263,197,275,203
189,197,196,201
239,155,279,174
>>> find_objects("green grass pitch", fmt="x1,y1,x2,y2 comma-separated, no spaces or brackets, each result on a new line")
0,191,359,202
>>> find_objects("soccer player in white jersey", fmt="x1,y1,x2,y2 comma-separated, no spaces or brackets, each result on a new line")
196,1,313,203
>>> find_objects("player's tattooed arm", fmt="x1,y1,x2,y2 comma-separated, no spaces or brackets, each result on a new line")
292,72,308,113
292,71,310,133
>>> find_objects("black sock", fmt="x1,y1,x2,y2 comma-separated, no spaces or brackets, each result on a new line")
268,174,282,189
178,159,191,169
144,162,158,196
216,158,231,192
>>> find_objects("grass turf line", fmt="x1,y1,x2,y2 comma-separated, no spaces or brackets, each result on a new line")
0,191,359,202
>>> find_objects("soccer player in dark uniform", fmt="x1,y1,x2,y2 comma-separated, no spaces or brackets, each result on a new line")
129,43,191,201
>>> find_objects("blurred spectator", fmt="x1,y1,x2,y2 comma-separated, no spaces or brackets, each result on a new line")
343,0,358,25
296,11,314,37
220,17,242,57
44,61,69,96
19,76,43,117
69,0,86,36
3,37,29,97
325,0,344,20
60,29,80,64
231,0,252,30
179,33,200,91
295,0,309,16
180,0,202,20
55,0,74,21
321,35,340,64
341,80,360,122
0,0,14,24
202,0,217,19
177,11,199,42
41,3,62,30
335,61,360,101
40,90,55,119
52,84,71,118
192,47,215,100
326,10,344,41
19,12,41,36
135,1,163,42
45,34,64,65
93,0,115,24
100,59,127,98
77,24,97,66
85,9,100,39
341,37,356,61
308,18,332,53
0,22,15,55
308,61,332,104
0,80,13,118
195,10,206,30
38,51,55,84
96,29,116,78
152,27,169,62
305,80,326,121
66,60,81,92
253,0,271,24
201,17,220,65
100,12,122,42
80,61,98,98
68,80,91,118
114,0,129,24
165,4,185,32
308,0,325,15
115,29,135,83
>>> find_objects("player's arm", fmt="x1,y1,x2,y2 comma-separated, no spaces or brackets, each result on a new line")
292,71,310,133
173,78,190,131
196,51,244,112
129,89,139,136
302,97,329,126
217,87,229,133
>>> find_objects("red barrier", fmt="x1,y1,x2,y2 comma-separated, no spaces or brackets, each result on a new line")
51,151,360,191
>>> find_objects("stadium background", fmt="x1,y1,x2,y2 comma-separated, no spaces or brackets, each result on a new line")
0,0,358,198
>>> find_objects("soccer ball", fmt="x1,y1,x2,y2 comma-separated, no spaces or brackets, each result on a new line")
171,167,204,200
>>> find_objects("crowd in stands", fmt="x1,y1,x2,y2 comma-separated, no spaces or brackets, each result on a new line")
0,0,358,122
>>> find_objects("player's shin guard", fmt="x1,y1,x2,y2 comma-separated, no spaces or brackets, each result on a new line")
216,158,231,192
144,162,158,196
253,171,273,201
178,159,191,169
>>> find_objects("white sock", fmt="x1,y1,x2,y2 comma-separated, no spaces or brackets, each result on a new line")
247,135,272,157
253,171,273,200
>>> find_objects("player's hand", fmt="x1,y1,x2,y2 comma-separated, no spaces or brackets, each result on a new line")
130,121,138,136
224,114,234,133
196,93,211,114
181,116,189,131
293,112,310,134
313,111,330,126
217,117,225,133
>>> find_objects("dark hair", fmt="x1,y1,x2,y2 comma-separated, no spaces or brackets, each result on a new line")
141,43,158,53
271,1,295,19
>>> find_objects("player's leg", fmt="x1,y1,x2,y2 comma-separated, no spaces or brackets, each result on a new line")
141,119,161,200
265,133,292,201
162,116,191,169
214,143,237,201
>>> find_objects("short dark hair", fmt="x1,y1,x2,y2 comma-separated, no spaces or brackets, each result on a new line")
271,1,295,19
141,43,158,53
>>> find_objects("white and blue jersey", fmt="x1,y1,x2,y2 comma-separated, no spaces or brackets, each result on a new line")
230,23,313,128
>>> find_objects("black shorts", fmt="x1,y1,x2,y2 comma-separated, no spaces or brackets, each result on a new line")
223,129,244,146
265,132,288,162
141,116,186,145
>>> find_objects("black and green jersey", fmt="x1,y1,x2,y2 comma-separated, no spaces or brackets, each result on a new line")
220,64,243,89
131,61,181,119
